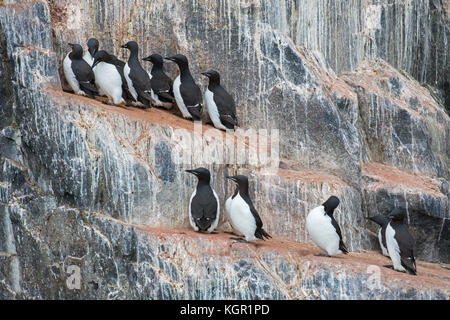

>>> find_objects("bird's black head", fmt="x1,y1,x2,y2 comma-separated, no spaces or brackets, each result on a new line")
121,41,139,53
201,69,220,85
87,38,99,56
92,50,112,68
186,167,211,183
143,53,164,65
165,54,189,67
322,196,340,215
68,43,83,59
389,208,406,222
367,215,389,227
226,175,249,193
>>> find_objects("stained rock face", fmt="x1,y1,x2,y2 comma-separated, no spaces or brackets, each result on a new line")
0,0,449,299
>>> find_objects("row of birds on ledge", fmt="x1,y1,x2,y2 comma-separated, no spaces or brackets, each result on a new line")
63,38,238,131
63,39,417,276
186,168,417,276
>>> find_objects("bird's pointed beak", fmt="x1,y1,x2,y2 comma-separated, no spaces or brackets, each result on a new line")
142,56,151,61
120,44,127,49
201,72,210,77
68,43,74,48
185,169,196,175
226,176,237,182
164,56,175,62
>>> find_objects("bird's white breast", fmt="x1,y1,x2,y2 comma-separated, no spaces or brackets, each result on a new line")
227,193,256,240
93,62,124,105
306,205,341,256
386,223,405,271
63,53,81,94
205,89,227,130
124,63,138,101
173,75,192,118
82,51,94,66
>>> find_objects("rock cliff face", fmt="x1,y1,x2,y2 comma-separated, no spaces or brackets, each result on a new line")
0,0,449,299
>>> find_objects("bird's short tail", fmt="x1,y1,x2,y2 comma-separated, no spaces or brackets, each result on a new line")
340,241,349,254
257,228,271,240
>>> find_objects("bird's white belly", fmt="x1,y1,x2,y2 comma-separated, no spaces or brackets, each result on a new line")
205,89,227,130
63,54,82,94
228,194,256,240
386,223,405,271
173,75,192,118
124,63,138,101
93,62,124,105
306,206,341,256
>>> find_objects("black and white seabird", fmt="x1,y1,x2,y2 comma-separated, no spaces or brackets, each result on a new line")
185,168,220,233
92,50,127,105
63,43,98,98
368,215,390,257
164,54,202,120
225,175,271,242
142,53,174,107
83,38,99,67
385,208,417,275
201,70,238,130
121,41,155,108
306,196,348,256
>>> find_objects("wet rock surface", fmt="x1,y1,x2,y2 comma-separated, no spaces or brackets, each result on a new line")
0,1,448,299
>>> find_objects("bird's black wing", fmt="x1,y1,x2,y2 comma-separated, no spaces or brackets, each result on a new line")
151,73,174,102
330,217,348,254
71,59,98,96
381,223,388,249
180,78,202,107
213,86,238,128
128,62,154,104
395,224,417,275
245,195,271,240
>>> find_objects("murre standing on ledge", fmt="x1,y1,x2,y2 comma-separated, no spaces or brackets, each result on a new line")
225,175,271,242
63,43,98,98
142,53,174,108
367,215,390,256
92,50,126,105
121,41,155,108
306,196,348,257
201,70,238,130
185,168,220,233
165,54,203,120
82,38,99,67
385,208,417,275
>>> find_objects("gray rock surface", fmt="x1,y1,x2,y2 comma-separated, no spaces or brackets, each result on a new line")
0,0,448,299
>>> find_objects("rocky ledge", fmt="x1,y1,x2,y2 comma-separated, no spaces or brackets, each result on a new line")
0,0,449,299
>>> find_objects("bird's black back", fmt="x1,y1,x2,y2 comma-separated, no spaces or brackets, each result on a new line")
191,185,218,230
330,216,348,254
